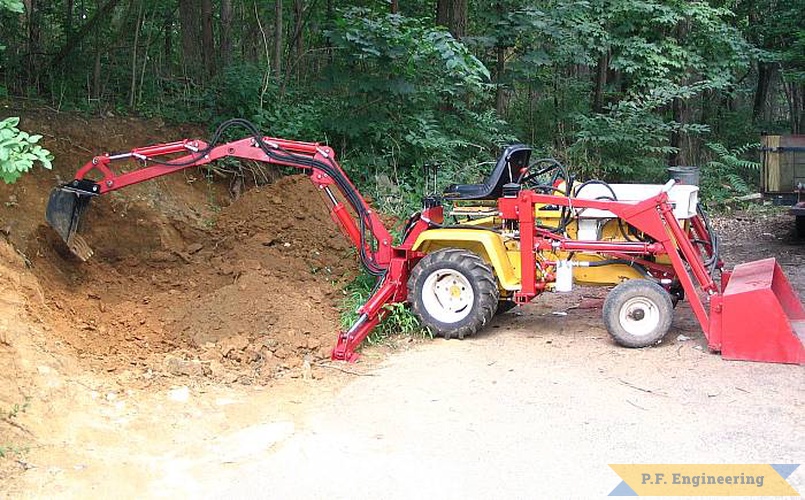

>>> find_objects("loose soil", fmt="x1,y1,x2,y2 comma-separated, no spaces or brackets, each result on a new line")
3,108,355,388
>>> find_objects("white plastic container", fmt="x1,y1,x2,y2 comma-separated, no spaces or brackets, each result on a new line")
572,183,699,220
555,260,573,293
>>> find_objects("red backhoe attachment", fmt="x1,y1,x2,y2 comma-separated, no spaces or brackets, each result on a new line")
714,259,804,364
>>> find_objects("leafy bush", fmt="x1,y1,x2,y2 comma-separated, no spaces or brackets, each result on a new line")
700,142,760,201
0,117,53,184
571,82,713,182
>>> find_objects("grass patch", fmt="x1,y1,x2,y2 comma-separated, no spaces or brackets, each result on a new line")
340,270,431,345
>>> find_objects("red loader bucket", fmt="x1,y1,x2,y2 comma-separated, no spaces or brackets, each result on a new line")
719,258,805,364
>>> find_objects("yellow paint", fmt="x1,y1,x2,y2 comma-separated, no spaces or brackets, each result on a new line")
419,195,697,290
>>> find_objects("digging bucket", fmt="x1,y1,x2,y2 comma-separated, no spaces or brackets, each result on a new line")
45,181,98,261
719,258,805,364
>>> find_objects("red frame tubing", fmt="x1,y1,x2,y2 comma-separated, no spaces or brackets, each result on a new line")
500,188,720,343
331,256,412,361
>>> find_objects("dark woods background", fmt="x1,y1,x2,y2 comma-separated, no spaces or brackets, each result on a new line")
1,0,803,205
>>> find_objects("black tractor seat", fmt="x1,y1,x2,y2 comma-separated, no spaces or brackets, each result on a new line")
443,144,532,200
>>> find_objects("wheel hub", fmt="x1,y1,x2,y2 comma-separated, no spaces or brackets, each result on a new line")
629,308,646,321
422,269,474,323
618,297,660,338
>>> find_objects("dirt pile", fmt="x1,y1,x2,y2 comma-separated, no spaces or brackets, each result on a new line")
0,109,357,386
29,176,354,384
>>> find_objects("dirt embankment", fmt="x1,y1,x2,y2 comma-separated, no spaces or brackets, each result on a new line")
0,109,357,389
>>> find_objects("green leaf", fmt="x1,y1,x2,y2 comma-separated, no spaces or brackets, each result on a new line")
0,117,20,129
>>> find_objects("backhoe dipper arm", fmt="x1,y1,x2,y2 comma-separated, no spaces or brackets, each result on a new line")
47,120,432,363
62,133,394,273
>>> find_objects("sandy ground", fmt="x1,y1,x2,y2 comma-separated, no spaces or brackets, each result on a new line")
4,291,803,498
207,323,804,499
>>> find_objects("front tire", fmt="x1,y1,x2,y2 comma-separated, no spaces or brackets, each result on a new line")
603,279,673,348
408,249,499,339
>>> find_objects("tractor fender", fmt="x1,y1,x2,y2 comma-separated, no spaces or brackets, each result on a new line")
411,229,520,291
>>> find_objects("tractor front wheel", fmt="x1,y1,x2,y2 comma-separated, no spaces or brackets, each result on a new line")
408,249,499,339
603,279,673,348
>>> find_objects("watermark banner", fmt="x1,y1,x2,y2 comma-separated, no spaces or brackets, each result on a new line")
608,464,799,496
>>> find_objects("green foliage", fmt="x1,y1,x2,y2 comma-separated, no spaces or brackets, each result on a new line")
700,142,760,201
320,8,503,169
340,270,430,345
0,0,22,14
0,117,53,184
571,82,714,181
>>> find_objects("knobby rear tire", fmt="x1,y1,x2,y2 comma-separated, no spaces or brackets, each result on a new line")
408,248,499,339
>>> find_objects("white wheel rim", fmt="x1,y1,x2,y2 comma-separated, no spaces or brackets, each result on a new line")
421,269,475,324
618,296,661,338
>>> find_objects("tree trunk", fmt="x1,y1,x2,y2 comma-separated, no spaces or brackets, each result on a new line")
390,0,398,14
668,18,690,167
494,45,506,115
162,6,173,73
220,0,233,69
668,97,685,166
752,61,775,122
65,0,74,46
436,0,448,27
292,0,304,79
92,31,102,100
449,0,467,39
242,2,260,63
436,0,466,39
25,0,41,90
273,0,283,79
179,0,201,79
592,52,607,113
782,80,804,134
201,0,215,78
129,0,143,108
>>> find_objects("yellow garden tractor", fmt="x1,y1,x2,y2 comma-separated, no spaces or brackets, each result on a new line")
45,120,804,364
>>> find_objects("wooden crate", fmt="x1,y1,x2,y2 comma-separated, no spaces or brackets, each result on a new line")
762,135,805,194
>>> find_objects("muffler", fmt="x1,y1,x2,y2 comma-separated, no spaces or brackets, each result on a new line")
45,179,100,261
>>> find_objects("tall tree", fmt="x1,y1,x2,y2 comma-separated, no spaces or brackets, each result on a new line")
178,0,201,78
436,0,466,39
220,0,233,68
201,0,214,78
273,0,282,78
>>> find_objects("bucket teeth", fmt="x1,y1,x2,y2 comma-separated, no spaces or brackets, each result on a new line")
45,182,98,260
67,234,94,261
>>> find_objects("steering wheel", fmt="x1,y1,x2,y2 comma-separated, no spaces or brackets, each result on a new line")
516,158,570,195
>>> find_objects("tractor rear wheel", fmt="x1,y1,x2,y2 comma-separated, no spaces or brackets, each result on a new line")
603,279,673,348
408,249,499,339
